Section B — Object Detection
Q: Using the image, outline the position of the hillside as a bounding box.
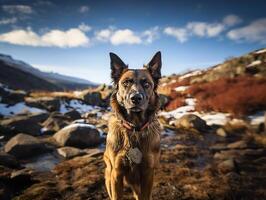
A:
[0,54,96,91]
[159,48,266,117]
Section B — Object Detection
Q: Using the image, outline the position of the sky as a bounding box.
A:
[0,0,266,84]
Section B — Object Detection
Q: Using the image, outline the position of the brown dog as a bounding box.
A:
[104,52,162,200]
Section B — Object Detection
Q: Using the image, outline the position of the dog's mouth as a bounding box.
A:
[129,107,143,112]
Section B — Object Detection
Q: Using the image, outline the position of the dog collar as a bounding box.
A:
[122,120,149,132]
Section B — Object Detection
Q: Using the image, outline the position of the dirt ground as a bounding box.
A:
[3,126,264,200]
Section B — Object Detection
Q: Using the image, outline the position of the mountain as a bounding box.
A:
[0,54,97,91]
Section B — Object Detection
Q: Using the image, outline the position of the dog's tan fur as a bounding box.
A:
[104,52,162,200]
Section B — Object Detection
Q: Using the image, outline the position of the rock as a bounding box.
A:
[25,97,60,112]
[0,89,26,105]
[4,133,50,159]
[174,114,208,132]
[57,147,86,159]
[0,124,15,141]
[216,128,227,137]
[53,123,101,148]
[0,113,49,135]
[81,91,103,106]
[64,109,81,120]
[42,112,72,133]
[227,140,248,149]
[158,94,169,109]
[0,152,20,168]
[83,148,104,157]
[218,159,236,173]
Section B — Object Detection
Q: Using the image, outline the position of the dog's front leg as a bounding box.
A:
[110,154,125,200]
[104,154,112,198]
[110,168,123,200]
[140,167,154,200]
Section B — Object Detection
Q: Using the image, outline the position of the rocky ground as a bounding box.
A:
[0,85,265,200]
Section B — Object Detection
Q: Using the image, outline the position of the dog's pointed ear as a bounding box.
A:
[110,52,128,83]
[146,51,162,83]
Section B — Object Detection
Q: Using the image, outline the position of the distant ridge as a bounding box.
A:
[0,54,97,91]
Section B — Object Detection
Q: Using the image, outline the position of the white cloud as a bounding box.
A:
[227,18,266,44]
[78,23,91,32]
[223,14,242,26]
[95,28,113,42]
[79,5,89,13]
[110,29,142,45]
[164,27,188,43]
[2,5,33,14]
[164,14,242,42]
[142,26,159,44]
[95,28,142,45]
[187,22,225,37]
[0,17,17,25]
[0,27,90,48]
[41,28,89,47]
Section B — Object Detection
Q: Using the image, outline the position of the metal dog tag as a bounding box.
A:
[127,147,142,164]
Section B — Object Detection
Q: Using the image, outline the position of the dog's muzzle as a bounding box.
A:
[129,92,144,105]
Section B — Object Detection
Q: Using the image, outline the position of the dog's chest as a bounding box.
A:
[122,130,149,166]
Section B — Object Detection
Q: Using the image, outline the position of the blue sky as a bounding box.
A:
[0,0,266,84]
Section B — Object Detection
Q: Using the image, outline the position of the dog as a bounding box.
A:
[104,52,162,200]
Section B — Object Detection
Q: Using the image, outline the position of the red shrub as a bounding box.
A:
[165,97,186,111]
[187,76,266,116]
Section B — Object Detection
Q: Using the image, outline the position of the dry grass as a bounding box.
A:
[30,91,78,99]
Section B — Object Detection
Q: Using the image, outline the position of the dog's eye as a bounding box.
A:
[142,80,150,88]
[122,79,133,87]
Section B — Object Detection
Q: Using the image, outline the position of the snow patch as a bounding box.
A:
[175,86,189,92]
[247,60,262,68]
[255,49,266,54]
[198,112,230,126]
[179,70,203,80]
[159,98,230,125]
[248,112,265,125]
[60,99,97,114]
[0,102,46,116]
[185,98,196,106]
[63,123,97,130]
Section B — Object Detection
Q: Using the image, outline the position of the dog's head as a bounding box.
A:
[110,52,161,114]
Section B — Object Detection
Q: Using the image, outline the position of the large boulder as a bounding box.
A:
[0,87,26,105]
[0,113,49,135]
[64,109,81,120]
[174,114,208,132]
[0,152,20,168]
[42,112,72,133]
[25,97,60,112]
[4,133,50,159]
[53,123,101,148]
[81,91,103,106]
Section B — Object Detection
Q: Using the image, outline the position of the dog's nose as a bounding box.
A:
[130,93,143,105]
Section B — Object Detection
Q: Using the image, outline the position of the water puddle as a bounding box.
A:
[22,152,61,172]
